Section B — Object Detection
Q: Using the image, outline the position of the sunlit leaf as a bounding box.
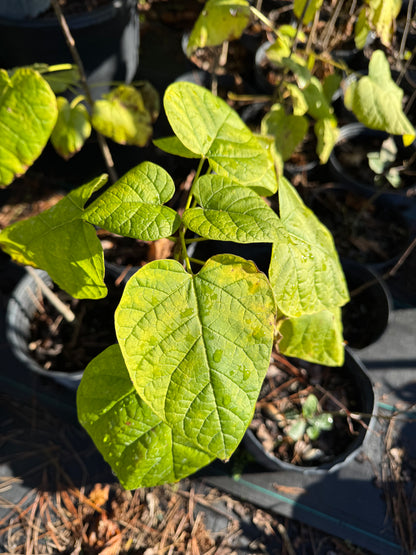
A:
[77,345,214,489]
[163,81,277,195]
[51,96,91,159]
[0,176,108,299]
[183,174,282,242]
[186,0,250,56]
[0,68,57,187]
[83,162,181,241]
[115,255,276,459]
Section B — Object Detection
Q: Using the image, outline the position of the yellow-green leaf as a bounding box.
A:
[51,96,91,159]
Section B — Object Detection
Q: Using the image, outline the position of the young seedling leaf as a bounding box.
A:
[278,307,344,366]
[83,162,181,240]
[344,50,415,139]
[287,419,306,441]
[50,96,91,159]
[0,176,108,299]
[270,178,349,318]
[77,345,214,489]
[0,68,57,187]
[115,255,275,459]
[92,85,153,147]
[186,0,250,56]
[183,175,282,243]
[164,81,277,195]
[302,77,334,121]
[261,104,308,162]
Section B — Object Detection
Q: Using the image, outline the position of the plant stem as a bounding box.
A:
[25,266,76,323]
[399,0,415,60]
[49,0,118,184]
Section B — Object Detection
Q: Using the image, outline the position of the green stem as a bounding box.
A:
[70,95,86,109]
[189,257,206,266]
[250,6,277,35]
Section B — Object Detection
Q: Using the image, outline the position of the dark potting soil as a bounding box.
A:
[29,278,123,374]
[333,135,416,192]
[304,187,410,265]
[249,351,367,467]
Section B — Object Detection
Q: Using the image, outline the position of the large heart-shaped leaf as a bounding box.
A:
[0,176,108,299]
[0,68,57,187]
[183,175,282,243]
[278,308,344,366]
[116,255,275,459]
[270,177,349,317]
[83,162,181,241]
[163,81,277,195]
[344,50,415,142]
[50,96,91,159]
[186,0,250,56]
[77,345,214,489]
[92,85,153,147]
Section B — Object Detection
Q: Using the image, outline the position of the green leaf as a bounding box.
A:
[92,85,153,147]
[0,67,57,187]
[261,104,308,162]
[183,175,281,243]
[50,96,91,159]
[314,117,339,164]
[77,345,214,489]
[270,177,349,318]
[355,8,372,49]
[302,77,334,121]
[293,0,323,24]
[186,0,250,56]
[163,81,278,195]
[285,83,308,116]
[278,308,345,366]
[153,136,200,159]
[302,394,319,419]
[115,255,276,459]
[83,162,181,241]
[40,65,81,94]
[344,50,415,139]
[309,412,333,431]
[0,176,108,299]
[322,73,342,104]
[287,419,306,441]
[366,0,401,46]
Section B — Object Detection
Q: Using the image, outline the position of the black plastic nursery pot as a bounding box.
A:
[341,258,392,349]
[329,123,416,197]
[5,264,127,390]
[0,0,139,98]
[243,347,376,474]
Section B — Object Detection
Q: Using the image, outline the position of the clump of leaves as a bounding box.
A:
[0,81,349,489]
[0,65,159,186]
[287,394,333,441]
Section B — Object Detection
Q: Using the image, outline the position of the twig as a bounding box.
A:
[49,0,118,183]
[25,266,76,323]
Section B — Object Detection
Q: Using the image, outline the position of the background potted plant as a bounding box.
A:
[0,80,351,489]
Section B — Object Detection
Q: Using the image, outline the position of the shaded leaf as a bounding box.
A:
[153,136,200,159]
[115,255,275,459]
[51,96,91,159]
[278,307,345,366]
[83,162,181,241]
[261,104,308,162]
[187,0,250,56]
[183,175,282,242]
[270,177,349,318]
[0,68,57,187]
[92,85,153,146]
[0,176,108,299]
[77,345,214,489]
[163,81,277,195]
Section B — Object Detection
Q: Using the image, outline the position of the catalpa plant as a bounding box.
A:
[0,82,349,488]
